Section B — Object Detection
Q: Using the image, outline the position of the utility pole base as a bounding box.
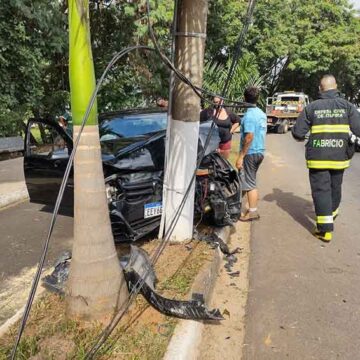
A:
[164,119,200,242]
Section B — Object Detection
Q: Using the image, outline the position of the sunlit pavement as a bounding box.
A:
[243,132,360,360]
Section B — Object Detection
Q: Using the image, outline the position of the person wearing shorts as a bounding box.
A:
[236,86,267,221]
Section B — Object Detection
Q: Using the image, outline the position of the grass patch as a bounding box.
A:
[0,240,213,360]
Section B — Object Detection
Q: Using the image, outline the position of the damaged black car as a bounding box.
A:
[24,109,241,241]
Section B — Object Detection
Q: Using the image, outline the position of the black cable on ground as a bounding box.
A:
[84,0,258,358]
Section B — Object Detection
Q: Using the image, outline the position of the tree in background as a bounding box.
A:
[204,53,264,104]
[66,0,128,320]
[206,0,360,103]
[0,0,67,137]
[249,0,360,101]
[89,0,174,110]
[1,0,360,139]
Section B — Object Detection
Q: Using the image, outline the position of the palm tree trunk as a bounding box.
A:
[66,0,128,321]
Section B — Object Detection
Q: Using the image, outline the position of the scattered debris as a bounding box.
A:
[42,246,224,322]
[224,253,238,272]
[42,251,71,294]
[223,248,242,275]
[195,231,231,255]
[223,308,230,318]
[228,271,240,278]
[123,246,224,321]
[185,244,193,251]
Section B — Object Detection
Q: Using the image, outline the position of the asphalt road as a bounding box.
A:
[0,202,73,279]
[243,132,360,360]
[0,199,73,326]
[0,157,24,184]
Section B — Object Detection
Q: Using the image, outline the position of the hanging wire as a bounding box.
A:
[10,0,258,358]
[84,0,258,357]
[10,45,153,360]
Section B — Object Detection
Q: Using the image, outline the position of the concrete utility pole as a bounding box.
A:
[163,0,209,242]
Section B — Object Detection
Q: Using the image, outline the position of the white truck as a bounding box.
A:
[266,91,310,134]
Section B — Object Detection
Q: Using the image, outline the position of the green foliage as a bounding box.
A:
[204,53,263,102]
[90,0,174,111]
[206,0,248,64]
[1,0,360,136]
[248,0,360,101]
[207,0,360,103]
[0,0,67,136]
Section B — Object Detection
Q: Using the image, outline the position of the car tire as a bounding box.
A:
[277,120,289,134]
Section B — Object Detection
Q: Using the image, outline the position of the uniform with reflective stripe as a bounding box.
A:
[307,160,350,170]
[311,124,350,134]
[292,89,360,234]
[316,215,333,224]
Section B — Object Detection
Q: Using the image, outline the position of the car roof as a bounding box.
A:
[99,108,167,121]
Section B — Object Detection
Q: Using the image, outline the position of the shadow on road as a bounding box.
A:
[263,188,315,233]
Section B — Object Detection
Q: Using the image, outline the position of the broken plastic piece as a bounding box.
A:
[196,231,231,255]
[124,270,223,321]
[43,246,224,321]
[123,245,224,321]
[42,251,71,294]
[122,245,157,290]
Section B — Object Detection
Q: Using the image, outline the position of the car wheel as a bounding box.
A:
[277,120,289,134]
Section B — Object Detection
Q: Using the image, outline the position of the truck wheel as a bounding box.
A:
[277,120,289,134]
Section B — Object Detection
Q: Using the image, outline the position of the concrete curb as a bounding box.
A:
[0,284,45,338]
[0,188,29,210]
[163,225,233,360]
[0,306,26,338]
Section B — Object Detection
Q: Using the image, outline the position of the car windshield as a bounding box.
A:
[99,112,167,140]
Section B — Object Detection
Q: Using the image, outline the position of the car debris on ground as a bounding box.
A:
[43,246,224,321]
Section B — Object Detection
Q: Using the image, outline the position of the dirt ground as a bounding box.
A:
[198,221,251,360]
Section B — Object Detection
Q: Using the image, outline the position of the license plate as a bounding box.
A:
[144,202,162,219]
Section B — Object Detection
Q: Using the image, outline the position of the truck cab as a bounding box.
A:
[266,92,310,134]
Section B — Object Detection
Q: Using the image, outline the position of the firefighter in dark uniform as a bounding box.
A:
[292,75,360,242]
